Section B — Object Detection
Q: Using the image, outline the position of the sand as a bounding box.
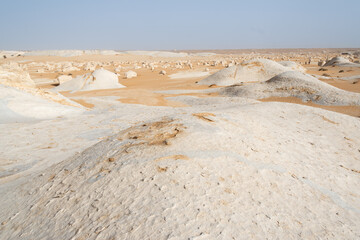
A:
[307,66,360,93]
[260,96,360,117]
[2,48,359,115]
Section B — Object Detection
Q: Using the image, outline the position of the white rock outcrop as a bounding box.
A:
[324,56,358,67]
[54,69,125,92]
[219,71,360,105]
[124,70,137,79]
[199,59,307,86]
[57,75,73,84]
[0,64,36,88]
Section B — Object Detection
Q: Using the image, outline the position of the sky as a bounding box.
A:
[0,0,359,50]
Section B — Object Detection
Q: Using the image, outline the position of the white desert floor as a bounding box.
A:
[0,49,359,239]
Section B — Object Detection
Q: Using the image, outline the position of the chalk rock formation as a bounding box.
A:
[219,71,360,105]
[124,70,137,79]
[0,63,36,88]
[199,59,306,86]
[54,69,125,92]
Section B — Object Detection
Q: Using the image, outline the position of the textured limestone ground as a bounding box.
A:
[0,100,359,239]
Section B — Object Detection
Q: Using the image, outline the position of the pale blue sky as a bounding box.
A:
[0,0,359,50]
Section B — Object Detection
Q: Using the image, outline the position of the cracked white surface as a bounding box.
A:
[0,97,359,239]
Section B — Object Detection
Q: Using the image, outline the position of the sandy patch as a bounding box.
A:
[169,71,210,79]
[306,66,360,93]
[192,112,216,122]
[71,98,94,108]
[260,96,360,117]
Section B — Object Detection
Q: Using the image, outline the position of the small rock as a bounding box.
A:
[124,70,137,79]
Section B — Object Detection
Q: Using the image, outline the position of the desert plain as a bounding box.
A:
[0,48,359,239]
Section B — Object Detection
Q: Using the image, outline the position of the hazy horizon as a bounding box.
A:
[1,0,359,50]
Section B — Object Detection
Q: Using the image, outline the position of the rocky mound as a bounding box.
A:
[0,85,83,123]
[0,63,82,112]
[278,61,306,72]
[124,70,137,79]
[198,59,305,86]
[54,69,125,92]
[1,103,359,239]
[219,71,360,105]
[324,56,357,67]
[0,63,35,88]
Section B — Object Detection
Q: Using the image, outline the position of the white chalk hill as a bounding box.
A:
[198,59,306,86]
[1,102,359,239]
[324,56,359,67]
[219,71,360,105]
[0,85,83,123]
[54,69,125,92]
